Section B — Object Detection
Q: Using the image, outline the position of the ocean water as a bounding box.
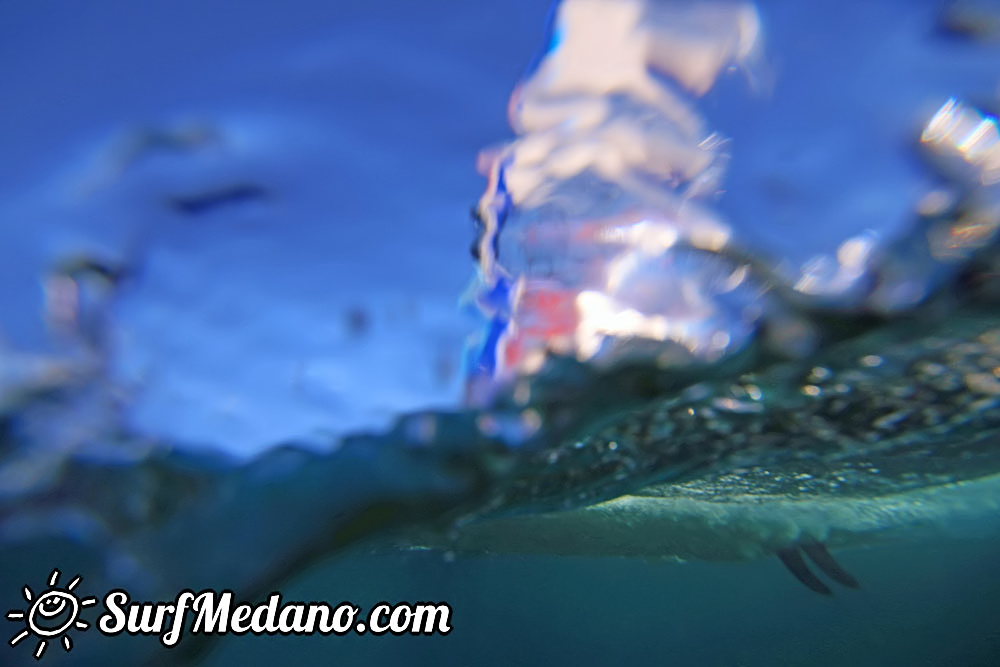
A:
[2,1,1000,665]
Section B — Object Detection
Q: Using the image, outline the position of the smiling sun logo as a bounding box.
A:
[7,569,97,660]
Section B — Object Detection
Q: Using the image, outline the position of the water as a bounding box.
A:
[2,1,1000,665]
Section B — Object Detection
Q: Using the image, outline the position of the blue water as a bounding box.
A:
[2,1,1000,665]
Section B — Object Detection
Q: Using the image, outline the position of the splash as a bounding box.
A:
[468,0,765,392]
[466,0,1000,406]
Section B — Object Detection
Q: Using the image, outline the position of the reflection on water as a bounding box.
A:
[2,0,1000,664]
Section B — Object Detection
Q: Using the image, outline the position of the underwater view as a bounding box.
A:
[3,0,1000,665]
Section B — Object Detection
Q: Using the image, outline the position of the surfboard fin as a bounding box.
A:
[777,542,860,595]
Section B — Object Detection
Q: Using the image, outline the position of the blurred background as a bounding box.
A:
[1,0,551,456]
